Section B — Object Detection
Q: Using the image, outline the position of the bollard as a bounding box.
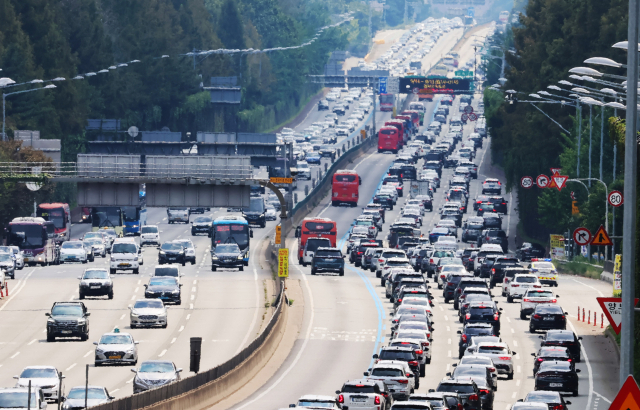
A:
[304,185,309,196]
[5,282,7,297]
[312,178,316,189]
[0,286,3,298]
[342,144,346,152]
[587,310,590,324]
[324,163,328,172]
[601,314,604,328]
[594,312,597,327]
[582,308,585,322]
[294,193,298,204]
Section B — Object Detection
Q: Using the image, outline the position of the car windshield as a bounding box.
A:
[316,250,342,258]
[62,242,83,249]
[371,368,404,377]
[0,392,38,408]
[99,335,132,344]
[396,332,425,340]
[526,392,560,402]
[149,278,178,286]
[51,305,83,317]
[297,401,334,408]
[20,368,57,378]
[83,270,108,279]
[536,305,563,314]
[0,254,12,262]
[454,367,487,377]
[437,384,475,393]
[547,332,575,341]
[112,243,137,254]
[161,243,182,251]
[141,226,158,233]
[539,361,572,371]
[215,244,240,253]
[176,241,193,250]
[67,388,107,400]
[527,290,554,298]
[134,300,163,309]
[139,362,174,373]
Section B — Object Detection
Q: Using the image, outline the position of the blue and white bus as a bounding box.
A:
[211,216,252,265]
[122,206,147,236]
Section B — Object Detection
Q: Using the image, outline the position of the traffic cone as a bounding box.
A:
[5,282,8,297]
[601,314,604,328]
[587,310,590,324]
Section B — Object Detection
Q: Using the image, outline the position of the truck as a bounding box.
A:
[409,180,433,198]
[167,207,189,224]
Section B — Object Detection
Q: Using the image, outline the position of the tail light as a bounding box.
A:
[561,315,566,319]
[416,349,423,354]
[491,268,496,275]
[457,288,462,293]
[461,334,467,342]
[338,395,344,403]
[533,314,541,319]
[409,361,419,366]
[447,282,454,286]
[374,396,381,405]
[398,299,402,302]
[499,356,511,360]
[488,367,495,372]
[534,285,542,288]
[398,379,409,384]
[465,313,470,320]
[430,258,434,264]
[479,389,491,395]
[469,394,479,401]
[511,284,519,287]
[551,299,557,303]
[494,313,499,320]
[567,358,572,362]
[379,259,384,262]
[422,341,430,347]
[537,358,543,362]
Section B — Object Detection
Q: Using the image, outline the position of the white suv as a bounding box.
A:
[296,161,311,180]
[506,274,541,303]
[140,225,160,246]
[519,288,557,319]
[110,238,143,274]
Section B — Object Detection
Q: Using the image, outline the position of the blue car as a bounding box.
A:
[311,247,345,276]
[428,227,450,243]
[305,152,322,164]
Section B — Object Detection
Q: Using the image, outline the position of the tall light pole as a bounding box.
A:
[2,85,56,141]
[621,0,639,385]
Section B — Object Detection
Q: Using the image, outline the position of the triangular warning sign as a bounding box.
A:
[552,175,568,191]
[597,297,639,335]
[548,177,558,189]
[591,225,612,246]
[608,375,640,410]
[550,168,562,176]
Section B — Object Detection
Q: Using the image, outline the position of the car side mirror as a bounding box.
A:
[556,295,560,298]
[499,308,503,311]
[335,390,341,395]
[576,369,581,373]
[86,313,91,317]
[176,368,183,373]
[77,276,82,280]
[517,399,523,402]
[289,405,296,408]
[446,372,451,376]
[134,341,140,344]
[564,312,568,315]
[372,354,379,359]
[93,342,98,346]
[250,230,254,238]
[565,401,572,405]
[45,313,50,317]
[108,396,115,400]
[531,353,536,357]
[363,372,369,376]
[511,351,516,355]
[144,284,148,288]
[457,330,461,334]
[539,336,543,339]
[428,389,435,393]
[578,336,583,340]
[13,376,18,379]
[130,369,137,373]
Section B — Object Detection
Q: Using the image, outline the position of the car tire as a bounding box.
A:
[191,261,196,265]
[47,332,54,342]
[239,265,244,271]
[82,259,87,264]
[459,315,463,323]
[162,323,167,329]
[425,356,431,364]
[181,260,186,266]
[572,390,578,397]
[81,334,88,342]
[110,268,116,275]
[529,325,536,333]
[376,271,381,278]
[177,299,181,305]
[507,372,514,380]
[520,311,526,320]
[444,297,449,303]
[131,324,137,329]
[507,295,513,303]
[108,291,114,300]
[420,364,426,377]
[79,292,85,300]
[211,266,216,271]
[133,268,139,274]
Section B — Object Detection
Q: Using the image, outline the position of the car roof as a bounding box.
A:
[297,395,336,401]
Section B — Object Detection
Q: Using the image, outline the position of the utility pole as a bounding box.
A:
[576,101,582,177]
[600,103,605,182]
[588,104,593,186]
[620,0,639,386]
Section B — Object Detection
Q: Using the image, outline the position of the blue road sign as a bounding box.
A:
[379,77,387,94]
[467,7,475,17]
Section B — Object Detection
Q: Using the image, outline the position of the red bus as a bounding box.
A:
[37,203,71,243]
[331,170,360,207]
[418,90,435,101]
[378,126,402,153]
[401,110,421,129]
[294,217,337,262]
[385,120,407,145]
[396,115,415,136]
[379,93,394,112]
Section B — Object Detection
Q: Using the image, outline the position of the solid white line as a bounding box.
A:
[571,278,605,297]
[235,269,261,354]
[234,264,315,410]
[66,363,76,371]
[27,339,37,346]
[354,151,377,170]
[158,349,167,357]
[84,350,92,358]
[567,318,593,410]
[171,338,176,344]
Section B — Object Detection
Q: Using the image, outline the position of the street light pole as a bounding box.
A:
[588,104,593,186]
[620,0,639,386]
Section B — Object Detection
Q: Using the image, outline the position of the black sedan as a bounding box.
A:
[144,276,182,305]
[516,242,547,261]
[457,322,495,357]
[373,194,394,210]
[488,196,508,214]
[482,214,502,229]
[158,242,186,265]
[522,390,572,409]
[476,202,496,216]
[530,304,567,333]
[434,380,481,410]
[532,346,573,376]
[534,361,580,396]
[539,330,583,362]
[211,243,244,271]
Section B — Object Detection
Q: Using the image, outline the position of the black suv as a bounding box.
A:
[453,277,489,309]
[211,243,244,271]
[443,273,473,303]
[490,257,520,287]
[433,380,481,410]
[318,99,329,110]
[540,330,583,362]
[463,301,502,335]
[158,242,186,265]
[532,346,573,376]
[516,242,546,261]
[457,322,495,357]
[46,302,90,342]
[488,196,508,214]
[478,229,508,253]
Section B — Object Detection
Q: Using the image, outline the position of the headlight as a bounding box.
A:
[237,255,243,260]
[78,319,86,325]
[131,312,139,318]
[96,348,105,354]
[134,257,138,261]
[47,318,55,323]
[212,256,218,260]
[159,251,166,255]
[172,290,180,294]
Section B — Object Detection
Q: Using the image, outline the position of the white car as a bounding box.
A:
[398,297,433,316]
[380,258,413,283]
[110,238,142,274]
[265,207,277,221]
[130,299,167,328]
[457,355,498,386]
[291,395,341,409]
[59,241,88,264]
[140,225,160,246]
[84,238,107,258]
[14,366,64,402]
[520,288,558,319]
[365,362,414,401]
[94,331,139,366]
[473,342,516,379]
[506,274,542,303]
[8,246,24,270]
[528,259,559,286]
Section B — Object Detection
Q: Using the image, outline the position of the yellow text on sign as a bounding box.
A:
[275,225,282,245]
[278,248,289,278]
[270,177,293,184]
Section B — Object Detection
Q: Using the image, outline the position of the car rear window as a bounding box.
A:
[379,350,416,361]
[342,385,376,394]
[547,332,575,341]
[437,384,475,393]
[536,305,563,314]
[371,368,404,377]
[477,346,507,354]
[316,250,342,258]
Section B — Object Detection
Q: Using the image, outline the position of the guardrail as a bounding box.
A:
[88,283,284,410]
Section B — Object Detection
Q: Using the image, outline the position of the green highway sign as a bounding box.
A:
[455,70,473,78]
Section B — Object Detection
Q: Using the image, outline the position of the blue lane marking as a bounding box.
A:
[348,265,386,368]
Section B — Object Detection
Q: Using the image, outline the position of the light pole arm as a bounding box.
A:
[529,103,572,135]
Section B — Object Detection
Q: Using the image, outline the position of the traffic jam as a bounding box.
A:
[287,39,586,410]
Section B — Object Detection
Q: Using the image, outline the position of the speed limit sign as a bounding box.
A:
[608,190,623,207]
[520,176,533,189]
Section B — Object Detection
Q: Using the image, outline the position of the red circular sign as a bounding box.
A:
[573,227,592,246]
[464,104,474,114]
[469,113,478,121]
[608,190,624,207]
[461,113,469,122]
[521,176,533,189]
[536,174,550,188]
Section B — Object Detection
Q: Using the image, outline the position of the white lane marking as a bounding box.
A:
[186,314,191,320]
[134,287,139,293]
[516,379,520,386]
[69,295,75,301]
[84,350,92,358]
[178,326,184,332]
[567,318,593,410]
[517,366,521,373]
[233,264,315,410]
[171,338,176,344]
[448,338,451,345]
[439,306,444,311]
[137,280,141,285]
[593,392,611,403]
[190,304,194,310]
[190,294,195,301]
[27,339,37,346]
[120,314,125,320]
[444,315,449,321]
[66,363,76,371]
[111,389,119,394]
[235,269,261,354]
[191,287,196,292]
[513,341,518,347]
[10,352,20,359]
[506,317,511,323]
[193,280,197,285]
[512,392,517,399]
[571,278,605,297]
[446,364,450,371]
[446,326,450,332]
[0,269,37,311]
[158,349,167,357]
[511,328,515,333]
[354,151,377,169]
[448,350,452,357]
[126,378,134,384]
[317,202,332,218]
[131,295,136,300]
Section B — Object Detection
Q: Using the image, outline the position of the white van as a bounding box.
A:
[140,225,160,246]
[110,238,143,274]
[301,237,332,266]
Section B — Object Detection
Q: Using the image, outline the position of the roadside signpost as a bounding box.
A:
[463,104,474,114]
[573,227,592,246]
[520,176,533,189]
[608,190,624,207]
[379,77,387,94]
[461,113,469,122]
[536,174,550,188]
[468,113,478,121]
[278,248,289,278]
[608,375,640,410]
[551,174,568,191]
[591,225,612,246]
[597,297,639,334]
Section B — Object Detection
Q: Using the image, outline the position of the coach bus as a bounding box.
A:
[331,170,361,207]
[295,217,337,264]
[211,216,252,265]
[378,126,402,153]
[6,217,59,266]
[122,206,147,236]
[379,93,394,112]
[36,203,71,243]
[408,102,426,125]
[91,207,124,237]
